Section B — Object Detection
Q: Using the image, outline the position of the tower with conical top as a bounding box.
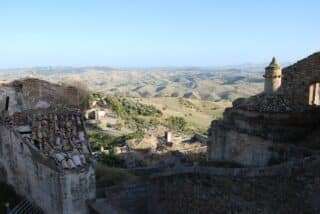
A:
[263,57,282,94]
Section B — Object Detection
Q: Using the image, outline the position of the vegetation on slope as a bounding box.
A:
[91,93,190,132]
[130,97,229,134]
[88,130,143,152]
[88,130,144,168]
[103,94,162,118]
[99,152,126,168]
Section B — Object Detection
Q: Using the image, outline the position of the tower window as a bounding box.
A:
[309,83,320,105]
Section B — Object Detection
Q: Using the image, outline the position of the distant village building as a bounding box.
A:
[165,131,172,143]
[87,109,106,120]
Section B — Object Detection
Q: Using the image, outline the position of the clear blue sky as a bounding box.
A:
[0,0,319,68]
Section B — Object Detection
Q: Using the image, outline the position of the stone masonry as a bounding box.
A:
[264,57,282,94]
[208,52,320,166]
[0,78,95,214]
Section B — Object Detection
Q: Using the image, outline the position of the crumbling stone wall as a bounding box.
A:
[0,125,95,214]
[63,86,80,107]
[281,52,320,106]
[207,52,320,166]
[0,126,62,212]
[60,168,96,214]
[208,105,320,166]
[0,164,8,183]
[0,87,23,116]
[6,78,87,111]
[0,79,96,214]
[151,166,320,214]
[91,156,320,213]
[208,125,274,166]
[150,156,320,213]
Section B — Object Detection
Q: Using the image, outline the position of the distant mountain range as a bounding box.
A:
[0,66,265,102]
[0,61,293,74]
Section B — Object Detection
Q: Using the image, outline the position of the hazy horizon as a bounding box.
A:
[0,61,292,71]
[1,0,319,68]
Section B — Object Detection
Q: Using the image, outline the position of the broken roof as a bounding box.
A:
[6,108,93,171]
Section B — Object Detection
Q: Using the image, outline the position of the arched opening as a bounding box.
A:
[309,82,320,105]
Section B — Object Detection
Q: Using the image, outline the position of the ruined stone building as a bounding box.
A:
[208,52,320,166]
[0,79,95,214]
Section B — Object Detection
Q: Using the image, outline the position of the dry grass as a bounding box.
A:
[130,97,231,133]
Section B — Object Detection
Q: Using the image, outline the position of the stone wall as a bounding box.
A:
[3,78,86,112]
[264,58,282,94]
[208,126,274,166]
[150,164,320,214]
[0,87,23,116]
[281,52,320,106]
[207,105,320,166]
[207,52,320,166]
[104,183,151,213]
[265,75,282,94]
[0,125,95,214]
[0,126,62,212]
[0,83,56,116]
[60,167,96,214]
[0,79,96,213]
[91,156,320,213]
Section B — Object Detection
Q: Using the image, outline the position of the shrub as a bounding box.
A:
[165,116,187,131]
[104,96,162,118]
[88,130,118,151]
[88,130,144,152]
[95,164,138,187]
[100,152,126,168]
[92,92,104,99]
[125,131,144,141]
